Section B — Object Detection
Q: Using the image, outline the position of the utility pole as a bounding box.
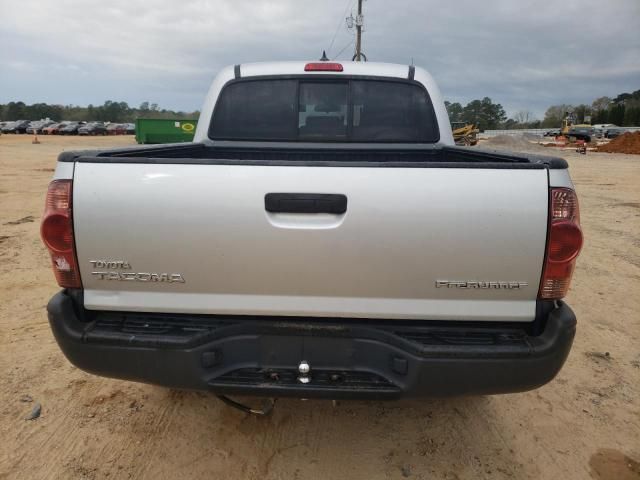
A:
[354,0,363,61]
[346,0,366,61]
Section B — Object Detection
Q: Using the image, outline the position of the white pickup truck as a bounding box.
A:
[42,61,582,400]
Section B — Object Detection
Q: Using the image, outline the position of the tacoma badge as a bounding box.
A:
[90,260,185,283]
[436,280,528,289]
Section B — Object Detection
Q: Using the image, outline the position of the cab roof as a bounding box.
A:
[237,61,415,80]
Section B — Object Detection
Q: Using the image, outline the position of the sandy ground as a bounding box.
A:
[0,134,639,480]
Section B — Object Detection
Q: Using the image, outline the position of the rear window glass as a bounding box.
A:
[211,80,297,140]
[298,83,348,140]
[351,81,435,142]
[210,78,438,142]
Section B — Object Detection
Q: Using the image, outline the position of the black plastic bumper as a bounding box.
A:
[47,291,576,399]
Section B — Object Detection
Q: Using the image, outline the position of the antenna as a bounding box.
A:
[319,50,329,61]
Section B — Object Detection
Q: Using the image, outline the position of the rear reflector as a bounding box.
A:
[41,180,81,288]
[539,188,583,299]
[304,62,343,72]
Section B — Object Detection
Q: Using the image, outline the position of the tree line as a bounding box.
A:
[540,90,640,128]
[0,101,199,123]
[2,89,638,130]
[445,98,507,131]
[446,88,639,131]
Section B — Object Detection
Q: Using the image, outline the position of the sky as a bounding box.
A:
[1,0,639,119]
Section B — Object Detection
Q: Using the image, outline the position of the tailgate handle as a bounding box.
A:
[265,193,347,214]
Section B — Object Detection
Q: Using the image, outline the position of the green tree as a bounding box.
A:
[482,97,507,129]
[572,104,591,124]
[444,101,464,123]
[623,107,637,126]
[98,101,131,122]
[460,97,506,130]
[5,101,27,120]
[502,118,518,130]
[614,93,632,104]
[609,104,626,126]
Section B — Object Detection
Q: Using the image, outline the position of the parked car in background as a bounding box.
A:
[568,126,596,142]
[59,122,84,135]
[26,121,43,134]
[106,123,126,135]
[78,122,107,136]
[45,122,71,135]
[544,129,561,137]
[2,121,16,133]
[605,128,626,139]
[2,120,31,134]
[125,123,135,135]
[42,120,57,131]
[15,120,33,134]
[47,121,72,135]
[26,120,56,134]
[43,122,64,135]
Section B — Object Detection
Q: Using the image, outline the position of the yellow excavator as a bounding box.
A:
[560,112,576,136]
[451,122,479,146]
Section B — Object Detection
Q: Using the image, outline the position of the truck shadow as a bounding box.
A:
[140,388,522,479]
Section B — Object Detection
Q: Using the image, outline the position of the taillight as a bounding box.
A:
[539,188,583,299]
[304,62,343,72]
[41,180,81,288]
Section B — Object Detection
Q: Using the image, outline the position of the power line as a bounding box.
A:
[327,0,356,57]
[332,37,355,61]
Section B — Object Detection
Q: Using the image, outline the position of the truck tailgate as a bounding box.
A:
[73,163,548,321]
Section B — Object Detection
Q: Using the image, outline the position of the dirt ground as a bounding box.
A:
[1,135,639,480]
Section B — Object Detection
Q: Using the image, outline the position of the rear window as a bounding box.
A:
[298,82,348,140]
[210,78,439,143]
[211,79,297,140]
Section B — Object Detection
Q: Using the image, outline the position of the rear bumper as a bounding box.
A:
[48,291,576,399]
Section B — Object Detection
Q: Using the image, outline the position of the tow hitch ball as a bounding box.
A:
[298,360,311,384]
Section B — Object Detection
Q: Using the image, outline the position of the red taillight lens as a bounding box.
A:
[41,214,73,252]
[539,188,582,299]
[304,62,343,72]
[40,180,81,288]
[547,221,583,263]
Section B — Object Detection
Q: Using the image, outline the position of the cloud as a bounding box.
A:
[1,0,639,118]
